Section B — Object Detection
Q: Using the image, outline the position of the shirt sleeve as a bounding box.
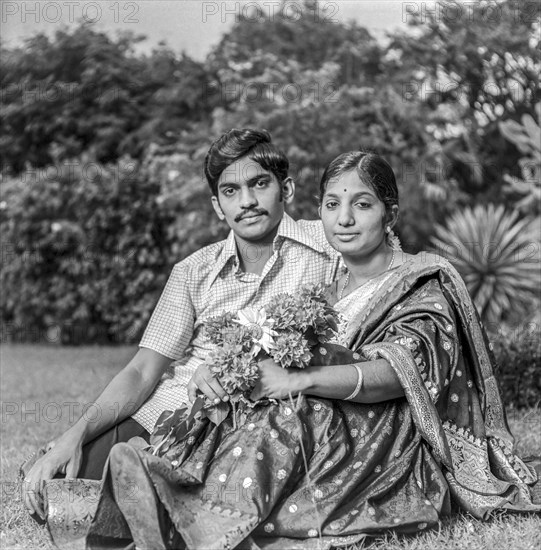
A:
[139,262,195,360]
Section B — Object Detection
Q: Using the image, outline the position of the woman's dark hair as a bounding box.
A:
[204,128,289,196]
[319,151,399,213]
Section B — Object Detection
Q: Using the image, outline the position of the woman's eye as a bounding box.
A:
[325,202,338,209]
[356,202,371,208]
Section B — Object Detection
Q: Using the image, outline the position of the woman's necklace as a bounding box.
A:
[339,248,396,301]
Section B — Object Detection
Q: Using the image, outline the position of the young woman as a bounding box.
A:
[54,152,541,549]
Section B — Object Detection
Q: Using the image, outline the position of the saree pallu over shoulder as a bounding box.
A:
[362,342,453,470]
[348,253,540,518]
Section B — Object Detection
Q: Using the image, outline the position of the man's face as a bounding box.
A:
[212,155,294,243]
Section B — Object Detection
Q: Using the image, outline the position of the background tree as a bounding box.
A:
[0,25,217,173]
[387,0,540,205]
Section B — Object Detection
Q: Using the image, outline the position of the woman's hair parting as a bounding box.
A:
[204,128,289,196]
[319,151,399,213]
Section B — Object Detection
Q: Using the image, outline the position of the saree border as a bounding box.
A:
[362,342,453,470]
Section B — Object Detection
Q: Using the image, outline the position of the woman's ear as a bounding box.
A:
[211,195,225,221]
[281,177,295,204]
[386,205,399,229]
[317,204,322,217]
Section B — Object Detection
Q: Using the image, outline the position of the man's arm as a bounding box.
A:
[23,347,171,518]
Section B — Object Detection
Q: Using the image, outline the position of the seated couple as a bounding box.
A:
[24,129,540,549]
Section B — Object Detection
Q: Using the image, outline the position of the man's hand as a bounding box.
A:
[23,433,83,519]
[187,363,229,404]
[250,357,307,401]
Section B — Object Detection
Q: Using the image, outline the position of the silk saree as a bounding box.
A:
[47,254,540,549]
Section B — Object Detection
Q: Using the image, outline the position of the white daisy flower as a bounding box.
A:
[235,307,277,354]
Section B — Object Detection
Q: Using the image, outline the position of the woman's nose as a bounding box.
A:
[337,205,354,226]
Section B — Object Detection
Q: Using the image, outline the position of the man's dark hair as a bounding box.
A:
[204,128,289,196]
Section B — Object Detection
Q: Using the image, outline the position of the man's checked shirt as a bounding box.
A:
[132,214,342,431]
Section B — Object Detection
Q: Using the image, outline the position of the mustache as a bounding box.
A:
[235,209,269,223]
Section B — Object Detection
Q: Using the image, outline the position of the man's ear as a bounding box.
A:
[211,195,225,221]
[282,177,295,205]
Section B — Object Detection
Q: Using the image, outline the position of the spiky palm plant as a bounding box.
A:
[431,204,540,324]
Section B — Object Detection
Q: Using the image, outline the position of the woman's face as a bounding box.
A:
[320,170,388,259]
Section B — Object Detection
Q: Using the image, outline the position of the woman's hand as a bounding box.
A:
[250,357,309,401]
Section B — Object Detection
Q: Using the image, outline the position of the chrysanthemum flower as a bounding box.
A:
[270,330,312,369]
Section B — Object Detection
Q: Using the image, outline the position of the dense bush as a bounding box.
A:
[492,325,541,409]
[0,137,232,344]
[0,155,176,344]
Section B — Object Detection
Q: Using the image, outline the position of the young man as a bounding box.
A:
[24,128,341,519]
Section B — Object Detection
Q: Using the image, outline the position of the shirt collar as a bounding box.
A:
[275,213,327,254]
[206,213,327,289]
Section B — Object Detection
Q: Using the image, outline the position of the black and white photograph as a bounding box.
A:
[1,1,540,548]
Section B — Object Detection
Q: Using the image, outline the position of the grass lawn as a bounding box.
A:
[1,344,540,550]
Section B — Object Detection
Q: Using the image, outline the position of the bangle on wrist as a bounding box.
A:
[344,364,363,401]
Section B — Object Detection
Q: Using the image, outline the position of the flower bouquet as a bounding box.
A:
[149,284,358,457]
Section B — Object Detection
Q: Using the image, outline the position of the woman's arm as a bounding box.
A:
[251,357,404,403]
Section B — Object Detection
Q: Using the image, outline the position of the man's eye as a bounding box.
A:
[255,180,268,188]
[222,188,235,196]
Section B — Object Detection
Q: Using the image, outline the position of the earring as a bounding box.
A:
[385,226,391,233]
[386,228,402,251]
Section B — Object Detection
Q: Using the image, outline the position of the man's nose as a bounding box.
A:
[240,187,258,208]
